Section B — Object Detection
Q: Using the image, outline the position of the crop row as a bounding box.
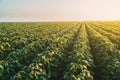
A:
[86,24,120,80]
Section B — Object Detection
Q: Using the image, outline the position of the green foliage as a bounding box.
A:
[1,22,120,80]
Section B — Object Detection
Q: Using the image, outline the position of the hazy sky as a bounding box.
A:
[0,0,120,21]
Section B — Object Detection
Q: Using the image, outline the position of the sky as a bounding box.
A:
[0,0,120,21]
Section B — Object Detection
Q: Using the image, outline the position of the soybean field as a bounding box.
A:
[0,22,120,80]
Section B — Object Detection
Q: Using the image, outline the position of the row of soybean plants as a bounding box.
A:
[62,24,94,80]
[99,22,120,34]
[0,22,67,60]
[11,24,80,80]
[89,23,120,53]
[91,22,120,36]
[85,24,120,80]
[0,23,78,79]
[110,22,120,32]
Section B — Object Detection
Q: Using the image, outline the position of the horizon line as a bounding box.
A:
[0,20,120,22]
